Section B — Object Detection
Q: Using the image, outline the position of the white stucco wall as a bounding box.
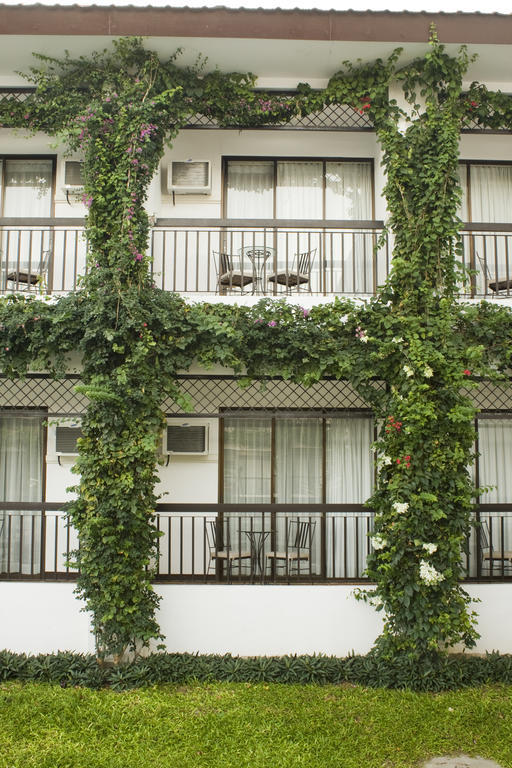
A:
[1,581,511,657]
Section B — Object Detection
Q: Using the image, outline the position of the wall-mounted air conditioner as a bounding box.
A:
[163,421,209,455]
[62,161,84,196]
[55,420,83,457]
[167,160,211,194]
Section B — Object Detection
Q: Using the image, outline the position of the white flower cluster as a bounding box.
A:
[403,364,414,377]
[422,542,437,555]
[393,501,409,514]
[424,365,434,378]
[377,454,392,469]
[419,560,444,586]
[371,533,387,550]
[392,336,404,344]
[368,594,384,609]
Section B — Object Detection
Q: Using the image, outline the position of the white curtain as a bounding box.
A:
[276,162,323,220]
[478,419,512,504]
[275,418,322,503]
[325,162,372,220]
[467,165,512,289]
[0,412,43,574]
[470,165,512,223]
[2,159,53,283]
[325,162,373,294]
[325,417,374,578]
[223,417,271,503]
[3,159,52,217]
[478,418,512,556]
[226,161,273,219]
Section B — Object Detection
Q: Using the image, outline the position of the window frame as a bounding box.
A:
[0,155,57,218]
[222,156,375,222]
[219,409,375,505]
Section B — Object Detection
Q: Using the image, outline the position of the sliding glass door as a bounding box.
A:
[222,413,374,577]
[0,412,44,574]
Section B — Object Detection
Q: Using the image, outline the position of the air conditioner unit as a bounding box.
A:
[164,422,209,455]
[56,422,83,456]
[167,160,211,194]
[62,160,84,194]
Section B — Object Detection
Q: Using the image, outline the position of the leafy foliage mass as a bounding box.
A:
[2,649,512,692]
[2,33,512,668]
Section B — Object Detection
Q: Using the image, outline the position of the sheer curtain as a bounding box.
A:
[325,162,373,294]
[274,418,322,574]
[274,418,322,503]
[325,417,374,578]
[478,419,512,504]
[468,165,512,289]
[2,159,53,281]
[0,412,43,574]
[478,419,512,555]
[225,161,274,273]
[2,159,53,217]
[223,417,271,503]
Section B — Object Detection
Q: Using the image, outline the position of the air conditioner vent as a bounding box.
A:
[167,160,211,194]
[56,426,82,455]
[64,161,84,186]
[166,424,208,455]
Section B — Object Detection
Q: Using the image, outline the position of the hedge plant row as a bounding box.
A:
[2,649,512,692]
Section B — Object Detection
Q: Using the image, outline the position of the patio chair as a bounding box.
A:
[206,519,252,578]
[265,519,316,576]
[267,248,316,292]
[214,251,253,293]
[480,520,512,573]
[5,249,51,291]
[475,252,512,296]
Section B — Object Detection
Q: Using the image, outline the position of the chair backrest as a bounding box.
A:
[480,520,490,550]
[218,252,235,274]
[296,248,316,276]
[289,519,316,550]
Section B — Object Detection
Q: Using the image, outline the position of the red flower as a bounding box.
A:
[396,459,401,464]
[463,369,471,376]
[471,101,478,107]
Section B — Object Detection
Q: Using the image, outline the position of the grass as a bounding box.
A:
[1,681,512,768]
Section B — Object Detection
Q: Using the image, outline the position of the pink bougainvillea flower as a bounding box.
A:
[268,320,277,327]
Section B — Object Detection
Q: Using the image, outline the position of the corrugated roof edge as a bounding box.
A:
[0,3,510,15]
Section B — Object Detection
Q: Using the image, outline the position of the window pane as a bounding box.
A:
[275,418,322,503]
[226,161,274,219]
[3,159,53,217]
[223,417,271,503]
[326,417,374,503]
[325,162,372,219]
[276,161,323,219]
[478,419,512,503]
[470,164,512,223]
[0,412,44,575]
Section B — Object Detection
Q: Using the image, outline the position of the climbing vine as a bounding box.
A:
[2,32,512,663]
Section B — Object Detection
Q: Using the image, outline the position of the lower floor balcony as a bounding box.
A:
[1,220,512,298]
[1,502,511,584]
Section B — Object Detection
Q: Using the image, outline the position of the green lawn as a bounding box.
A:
[1,681,512,768]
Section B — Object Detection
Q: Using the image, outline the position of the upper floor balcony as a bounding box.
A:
[0,217,512,299]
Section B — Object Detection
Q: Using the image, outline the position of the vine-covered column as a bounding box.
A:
[346,35,484,657]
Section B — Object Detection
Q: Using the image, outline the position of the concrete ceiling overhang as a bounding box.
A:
[1,6,511,87]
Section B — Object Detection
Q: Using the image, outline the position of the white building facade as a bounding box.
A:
[1,5,512,656]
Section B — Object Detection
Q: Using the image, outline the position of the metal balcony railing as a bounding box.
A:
[1,502,511,584]
[1,219,511,298]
